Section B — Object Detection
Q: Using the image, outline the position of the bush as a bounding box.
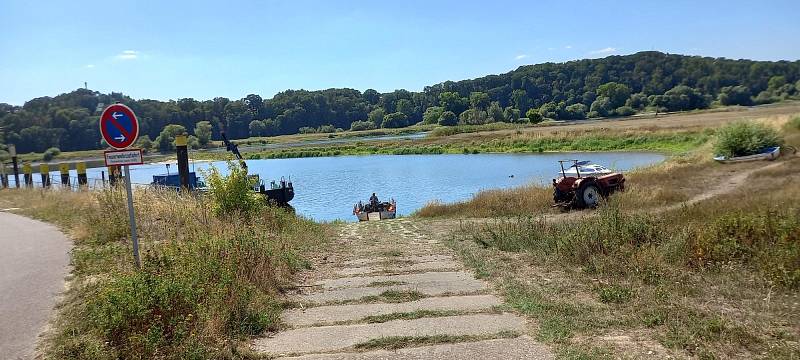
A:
[382,112,409,128]
[526,109,543,124]
[43,147,61,161]
[350,120,376,131]
[438,111,458,126]
[203,162,264,216]
[614,106,636,117]
[713,121,783,157]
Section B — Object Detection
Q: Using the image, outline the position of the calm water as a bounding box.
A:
[25,152,664,222]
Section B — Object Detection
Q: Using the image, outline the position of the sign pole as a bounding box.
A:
[123,165,141,268]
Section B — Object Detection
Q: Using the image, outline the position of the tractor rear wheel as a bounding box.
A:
[575,182,601,208]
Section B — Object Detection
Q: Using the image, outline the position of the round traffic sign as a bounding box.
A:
[100,104,139,149]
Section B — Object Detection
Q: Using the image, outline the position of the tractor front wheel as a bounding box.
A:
[575,183,601,208]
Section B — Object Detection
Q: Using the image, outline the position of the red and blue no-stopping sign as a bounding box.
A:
[100,104,139,149]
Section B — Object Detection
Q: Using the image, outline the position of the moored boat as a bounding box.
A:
[353,197,396,221]
[713,146,781,163]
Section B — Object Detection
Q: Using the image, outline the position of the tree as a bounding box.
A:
[590,97,613,117]
[136,135,153,152]
[396,99,415,117]
[155,124,187,152]
[487,102,504,122]
[526,108,543,124]
[439,92,468,114]
[503,107,520,122]
[458,109,488,125]
[538,102,560,119]
[718,86,752,106]
[469,92,490,110]
[42,147,61,161]
[596,82,631,108]
[249,120,266,137]
[510,89,532,113]
[367,108,385,126]
[438,111,458,126]
[362,89,380,104]
[350,120,376,131]
[382,112,409,128]
[563,103,587,120]
[615,106,636,116]
[194,121,213,147]
[422,106,444,124]
[662,85,709,111]
[626,93,648,110]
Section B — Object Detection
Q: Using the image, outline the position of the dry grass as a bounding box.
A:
[442,119,800,358]
[0,184,328,360]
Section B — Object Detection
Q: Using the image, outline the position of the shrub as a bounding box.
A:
[350,120,376,131]
[202,162,264,216]
[614,106,636,117]
[438,111,458,126]
[526,109,543,124]
[43,147,61,161]
[713,121,783,157]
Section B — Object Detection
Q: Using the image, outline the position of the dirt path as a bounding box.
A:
[253,219,553,359]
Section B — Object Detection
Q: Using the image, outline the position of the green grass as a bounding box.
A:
[361,310,465,324]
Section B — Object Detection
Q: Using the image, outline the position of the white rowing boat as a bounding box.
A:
[713,146,781,163]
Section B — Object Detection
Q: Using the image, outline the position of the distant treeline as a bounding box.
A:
[2,51,800,154]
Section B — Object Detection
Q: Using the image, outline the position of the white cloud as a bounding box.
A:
[85,64,95,68]
[514,54,528,60]
[565,45,573,49]
[589,47,617,55]
[114,50,139,60]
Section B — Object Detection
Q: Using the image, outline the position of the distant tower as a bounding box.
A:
[84,82,88,89]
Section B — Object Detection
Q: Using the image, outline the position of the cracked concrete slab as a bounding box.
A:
[316,271,477,290]
[298,280,487,304]
[254,314,526,356]
[277,335,554,360]
[284,295,502,327]
[343,255,452,267]
[335,260,462,276]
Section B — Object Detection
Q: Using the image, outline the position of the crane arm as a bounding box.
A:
[219,131,248,171]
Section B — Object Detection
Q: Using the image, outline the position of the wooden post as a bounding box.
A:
[77,162,88,186]
[59,163,70,187]
[22,163,32,187]
[39,164,51,188]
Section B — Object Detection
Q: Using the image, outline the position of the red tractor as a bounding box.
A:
[552,160,625,209]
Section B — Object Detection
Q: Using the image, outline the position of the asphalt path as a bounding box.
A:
[0,211,71,360]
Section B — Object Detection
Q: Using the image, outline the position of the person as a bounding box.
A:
[369,193,379,208]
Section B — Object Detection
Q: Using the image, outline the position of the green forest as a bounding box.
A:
[2,51,800,154]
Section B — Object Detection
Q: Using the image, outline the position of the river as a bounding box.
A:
[19,152,664,222]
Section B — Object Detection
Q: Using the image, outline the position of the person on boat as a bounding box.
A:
[369,193,379,210]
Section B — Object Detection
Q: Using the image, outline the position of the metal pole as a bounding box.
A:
[123,165,141,268]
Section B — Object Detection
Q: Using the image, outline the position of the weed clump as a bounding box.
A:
[713,121,783,157]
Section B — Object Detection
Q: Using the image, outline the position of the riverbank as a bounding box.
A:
[9,101,800,165]
[415,114,800,357]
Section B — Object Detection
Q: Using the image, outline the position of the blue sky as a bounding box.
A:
[2,0,799,105]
